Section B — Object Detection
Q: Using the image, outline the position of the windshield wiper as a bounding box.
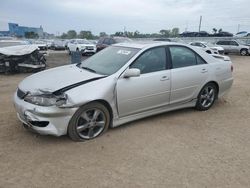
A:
[82,66,96,73]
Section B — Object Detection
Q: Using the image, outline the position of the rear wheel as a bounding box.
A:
[68,102,110,141]
[196,83,217,111]
[240,49,248,56]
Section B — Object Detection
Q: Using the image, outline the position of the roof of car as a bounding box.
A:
[113,41,186,49]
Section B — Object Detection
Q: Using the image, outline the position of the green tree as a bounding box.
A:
[61,32,68,39]
[99,32,107,37]
[78,30,93,39]
[159,29,171,37]
[212,28,217,34]
[67,30,77,39]
[171,28,179,37]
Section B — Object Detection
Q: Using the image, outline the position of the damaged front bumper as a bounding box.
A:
[14,92,78,136]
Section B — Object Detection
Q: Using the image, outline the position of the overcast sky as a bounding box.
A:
[1,0,250,35]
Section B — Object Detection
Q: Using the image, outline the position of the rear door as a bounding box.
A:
[116,47,171,117]
[169,46,209,104]
[229,41,240,53]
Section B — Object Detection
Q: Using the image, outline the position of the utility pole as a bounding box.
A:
[123,26,126,36]
[198,16,202,33]
[237,24,240,33]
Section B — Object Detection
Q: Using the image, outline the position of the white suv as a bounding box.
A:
[189,41,224,55]
[67,39,96,55]
[216,40,249,56]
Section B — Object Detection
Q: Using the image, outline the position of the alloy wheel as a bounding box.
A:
[76,108,106,139]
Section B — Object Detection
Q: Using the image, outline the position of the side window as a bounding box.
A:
[130,47,167,74]
[110,39,115,44]
[103,38,111,45]
[230,41,239,46]
[196,55,206,65]
[217,41,227,45]
[169,46,197,69]
[97,38,104,44]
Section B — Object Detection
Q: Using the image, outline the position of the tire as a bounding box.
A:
[206,50,212,54]
[195,83,218,111]
[240,49,248,56]
[68,102,110,141]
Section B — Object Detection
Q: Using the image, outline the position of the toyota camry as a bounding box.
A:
[14,42,233,141]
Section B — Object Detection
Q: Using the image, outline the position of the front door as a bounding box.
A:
[116,47,171,117]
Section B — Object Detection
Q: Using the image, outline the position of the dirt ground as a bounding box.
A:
[0,51,250,188]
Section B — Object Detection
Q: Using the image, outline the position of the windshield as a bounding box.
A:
[80,46,139,75]
[115,38,132,43]
[77,40,90,44]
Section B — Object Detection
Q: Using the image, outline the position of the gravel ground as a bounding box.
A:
[0,51,250,188]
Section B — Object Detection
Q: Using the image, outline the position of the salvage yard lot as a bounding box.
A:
[0,51,250,187]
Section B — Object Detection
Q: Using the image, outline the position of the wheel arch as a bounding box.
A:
[90,99,113,126]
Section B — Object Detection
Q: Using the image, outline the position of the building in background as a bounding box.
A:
[0,23,44,38]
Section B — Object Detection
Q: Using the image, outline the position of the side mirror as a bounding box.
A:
[123,68,140,78]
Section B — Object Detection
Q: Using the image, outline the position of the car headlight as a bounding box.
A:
[24,93,67,107]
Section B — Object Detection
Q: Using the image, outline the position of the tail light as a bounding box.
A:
[231,65,233,72]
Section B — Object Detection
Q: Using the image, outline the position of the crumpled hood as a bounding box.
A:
[19,64,104,93]
[0,45,38,56]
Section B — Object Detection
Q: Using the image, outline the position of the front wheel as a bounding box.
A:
[68,102,110,141]
[196,83,218,111]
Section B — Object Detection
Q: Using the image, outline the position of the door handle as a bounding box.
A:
[201,68,208,73]
[160,76,169,81]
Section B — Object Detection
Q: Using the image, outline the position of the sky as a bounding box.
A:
[1,0,250,35]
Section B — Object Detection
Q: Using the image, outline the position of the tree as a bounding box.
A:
[171,28,179,37]
[218,28,223,33]
[159,29,171,37]
[61,32,68,39]
[24,32,39,39]
[99,32,107,37]
[78,30,93,39]
[114,31,124,36]
[212,28,217,34]
[67,30,77,39]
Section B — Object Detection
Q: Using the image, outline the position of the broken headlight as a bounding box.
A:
[24,93,67,107]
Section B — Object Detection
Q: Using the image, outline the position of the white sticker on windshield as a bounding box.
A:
[117,50,131,55]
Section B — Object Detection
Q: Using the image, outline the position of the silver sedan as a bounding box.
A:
[14,42,233,141]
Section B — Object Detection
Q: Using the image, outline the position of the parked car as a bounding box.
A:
[51,40,66,50]
[189,41,224,54]
[0,45,46,73]
[31,40,48,51]
[96,36,132,52]
[215,40,249,56]
[153,38,171,42]
[14,42,233,141]
[213,32,233,37]
[67,39,96,55]
[234,31,250,38]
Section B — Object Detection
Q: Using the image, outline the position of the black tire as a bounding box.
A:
[195,83,218,111]
[68,102,110,141]
[206,50,212,54]
[240,49,248,56]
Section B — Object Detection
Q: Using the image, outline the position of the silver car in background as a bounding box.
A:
[14,42,233,141]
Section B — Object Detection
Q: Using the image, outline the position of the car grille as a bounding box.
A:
[17,88,27,99]
[86,46,94,50]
